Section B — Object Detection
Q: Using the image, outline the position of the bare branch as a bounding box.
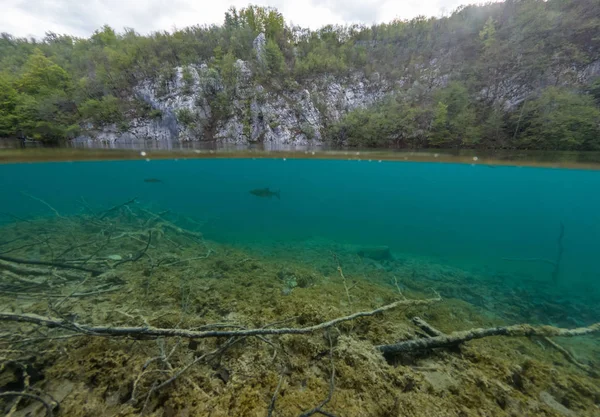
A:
[267,373,285,417]
[0,295,441,340]
[113,231,152,267]
[378,322,600,355]
[0,254,103,276]
[0,391,56,417]
[21,192,63,219]
[300,331,337,417]
[98,197,138,220]
[412,316,445,338]
[540,336,596,376]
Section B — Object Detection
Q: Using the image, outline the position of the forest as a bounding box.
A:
[0,0,599,149]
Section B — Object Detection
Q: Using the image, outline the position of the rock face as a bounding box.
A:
[77,35,391,146]
[253,33,267,67]
[76,35,598,147]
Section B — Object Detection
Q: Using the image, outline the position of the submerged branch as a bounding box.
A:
[98,197,138,220]
[0,254,103,276]
[412,316,445,338]
[0,391,56,417]
[540,336,596,376]
[0,295,441,340]
[113,231,152,267]
[300,331,337,417]
[502,257,557,266]
[378,322,600,355]
[21,192,64,219]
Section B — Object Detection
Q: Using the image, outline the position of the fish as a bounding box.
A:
[249,188,280,199]
[144,178,162,183]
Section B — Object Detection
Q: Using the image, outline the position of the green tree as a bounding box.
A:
[220,51,238,89]
[429,82,480,147]
[79,95,123,126]
[479,17,496,50]
[265,39,285,76]
[514,87,600,150]
[588,78,600,106]
[18,49,70,95]
[0,74,18,136]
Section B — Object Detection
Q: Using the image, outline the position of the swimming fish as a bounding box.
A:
[144,178,162,183]
[250,188,280,199]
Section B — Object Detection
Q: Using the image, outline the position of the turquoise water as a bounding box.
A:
[2,156,600,416]
[1,157,599,292]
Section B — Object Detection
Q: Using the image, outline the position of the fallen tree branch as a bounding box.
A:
[300,331,337,417]
[21,192,64,220]
[378,322,600,355]
[412,317,445,338]
[0,286,122,299]
[0,254,103,276]
[0,295,441,340]
[98,197,138,220]
[267,373,285,417]
[540,336,596,376]
[0,238,51,256]
[137,207,203,242]
[113,231,152,268]
[0,259,86,281]
[501,258,556,266]
[0,391,56,417]
[0,237,23,247]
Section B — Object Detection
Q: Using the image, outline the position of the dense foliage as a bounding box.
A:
[0,0,599,148]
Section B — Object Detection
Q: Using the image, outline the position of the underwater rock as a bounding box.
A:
[357,246,393,261]
[539,391,576,416]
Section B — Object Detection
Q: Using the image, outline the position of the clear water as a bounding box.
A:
[2,158,599,289]
[1,155,599,415]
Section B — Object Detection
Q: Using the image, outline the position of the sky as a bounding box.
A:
[1,0,491,39]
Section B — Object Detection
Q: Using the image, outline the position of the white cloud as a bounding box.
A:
[0,0,493,39]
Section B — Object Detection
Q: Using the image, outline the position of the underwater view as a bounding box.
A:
[0,153,599,416]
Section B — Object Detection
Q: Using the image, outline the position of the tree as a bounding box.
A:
[589,78,600,106]
[79,95,123,126]
[219,51,238,89]
[264,39,285,76]
[429,82,480,147]
[0,1,598,147]
[17,49,70,95]
[0,74,18,136]
[513,87,600,150]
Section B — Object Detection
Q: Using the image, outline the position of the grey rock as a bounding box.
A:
[253,33,267,67]
[75,53,594,146]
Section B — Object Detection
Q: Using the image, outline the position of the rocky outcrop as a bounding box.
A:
[76,35,598,147]
[76,34,392,146]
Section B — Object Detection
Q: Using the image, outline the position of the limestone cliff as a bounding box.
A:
[75,33,599,147]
